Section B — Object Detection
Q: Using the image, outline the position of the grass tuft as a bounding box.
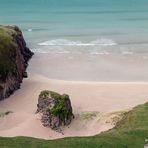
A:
[0,111,13,117]
[80,111,99,120]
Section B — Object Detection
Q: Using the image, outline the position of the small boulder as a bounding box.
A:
[37,90,74,131]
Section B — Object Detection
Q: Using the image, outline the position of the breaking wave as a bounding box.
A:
[38,38,117,47]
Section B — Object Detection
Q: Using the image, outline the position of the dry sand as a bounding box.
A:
[0,73,148,139]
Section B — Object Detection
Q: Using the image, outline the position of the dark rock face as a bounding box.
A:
[0,26,33,100]
[37,90,74,131]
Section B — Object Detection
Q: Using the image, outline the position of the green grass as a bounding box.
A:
[39,90,61,100]
[39,90,50,98]
[80,111,98,120]
[0,102,148,148]
[0,111,13,117]
[0,25,18,78]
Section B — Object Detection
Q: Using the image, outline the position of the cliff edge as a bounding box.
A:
[0,25,33,100]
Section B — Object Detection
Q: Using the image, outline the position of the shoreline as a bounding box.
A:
[30,76,148,84]
[27,53,148,82]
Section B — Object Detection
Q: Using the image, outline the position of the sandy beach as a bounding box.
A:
[0,66,148,139]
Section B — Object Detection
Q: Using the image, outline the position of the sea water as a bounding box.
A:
[0,0,148,81]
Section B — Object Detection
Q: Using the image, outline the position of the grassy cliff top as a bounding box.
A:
[0,26,18,78]
[0,25,17,35]
[0,102,148,147]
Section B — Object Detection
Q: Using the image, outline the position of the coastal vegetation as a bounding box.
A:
[0,26,17,78]
[39,90,63,100]
[80,111,98,120]
[0,102,148,147]
[0,111,13,118]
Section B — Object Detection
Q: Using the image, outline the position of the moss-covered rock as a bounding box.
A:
[37,90,74,131]
[0,25,33,100]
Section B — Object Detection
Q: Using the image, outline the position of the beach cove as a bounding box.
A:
[0,0,148,147]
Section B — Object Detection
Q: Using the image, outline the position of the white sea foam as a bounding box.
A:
[34,38,117,54]
[90,51,110,55]
[32,48,48,54]
[38,38,117,46]
[122,51,133,55]
[28,29,33,32]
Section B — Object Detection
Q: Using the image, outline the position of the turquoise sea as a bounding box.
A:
[0,0,148,81]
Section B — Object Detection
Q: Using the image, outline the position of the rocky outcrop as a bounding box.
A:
[37,90,74,131]
[0,25,33,100]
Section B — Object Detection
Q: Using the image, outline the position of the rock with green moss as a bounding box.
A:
[37,90,74,131]
[0,25,33,100]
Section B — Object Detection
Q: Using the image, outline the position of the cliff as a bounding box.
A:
[0,25,33,100]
